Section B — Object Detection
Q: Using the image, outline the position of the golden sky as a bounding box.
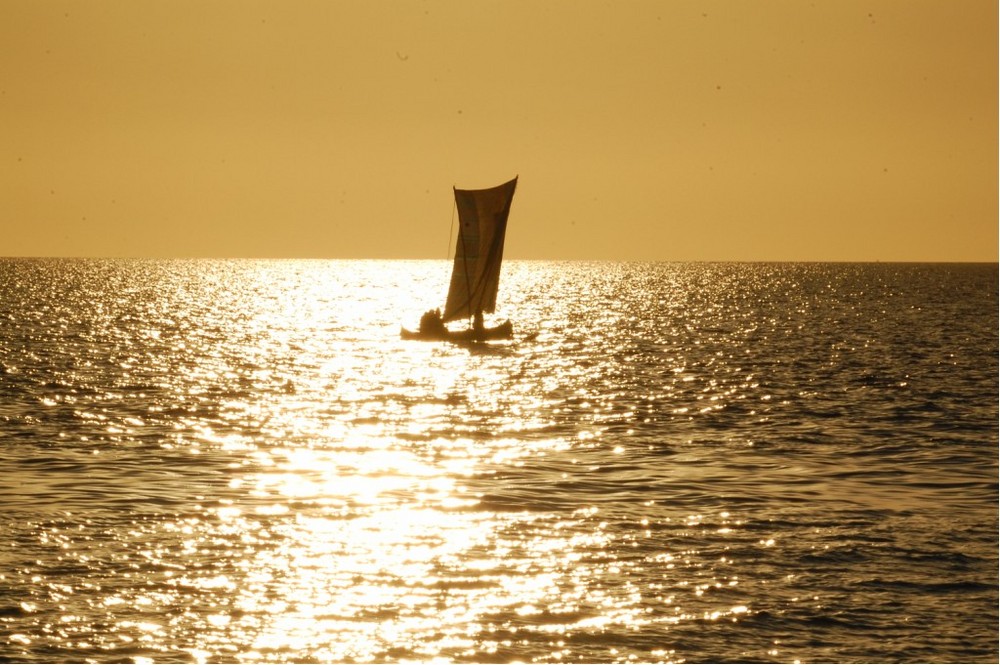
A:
[2,0,997,260]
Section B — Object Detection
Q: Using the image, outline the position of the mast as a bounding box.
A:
[442,176,518,323]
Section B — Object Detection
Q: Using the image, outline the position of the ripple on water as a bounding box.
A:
[0,259,995,663]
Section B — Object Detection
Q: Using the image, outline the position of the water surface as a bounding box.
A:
[0,259,996,663]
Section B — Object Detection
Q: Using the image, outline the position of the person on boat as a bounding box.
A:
[419,308,445,336]
[472,311,485,338]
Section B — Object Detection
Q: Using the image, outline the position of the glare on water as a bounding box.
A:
[0,259,995,663]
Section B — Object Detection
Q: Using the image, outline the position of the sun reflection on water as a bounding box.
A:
[179,416,711,663]
[204,442,749,661]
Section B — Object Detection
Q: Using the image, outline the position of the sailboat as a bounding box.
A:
[401,176,518,342]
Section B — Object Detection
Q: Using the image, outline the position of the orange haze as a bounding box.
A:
[2,0,997,260]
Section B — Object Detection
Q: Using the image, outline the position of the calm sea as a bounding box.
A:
[0,259,996,664]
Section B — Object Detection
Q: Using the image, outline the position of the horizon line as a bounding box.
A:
[2,256,997,265]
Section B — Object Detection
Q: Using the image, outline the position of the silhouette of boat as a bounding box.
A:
[400,319,513,342]
[402,177,518,342]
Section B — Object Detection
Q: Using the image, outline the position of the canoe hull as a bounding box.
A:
[401,320,514,342]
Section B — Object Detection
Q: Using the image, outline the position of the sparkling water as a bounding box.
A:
[0,259,996,663]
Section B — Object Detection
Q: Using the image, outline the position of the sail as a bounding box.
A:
[442,176,518,323]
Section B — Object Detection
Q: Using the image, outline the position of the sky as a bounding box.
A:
[2,0,997,261]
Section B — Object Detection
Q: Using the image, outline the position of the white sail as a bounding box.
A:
[442,177,518,323]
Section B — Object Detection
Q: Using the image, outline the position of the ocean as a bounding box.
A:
[0,259,996,664]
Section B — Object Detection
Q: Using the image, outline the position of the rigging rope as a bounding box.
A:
[443,194,458,314]
[445,195,456,261]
